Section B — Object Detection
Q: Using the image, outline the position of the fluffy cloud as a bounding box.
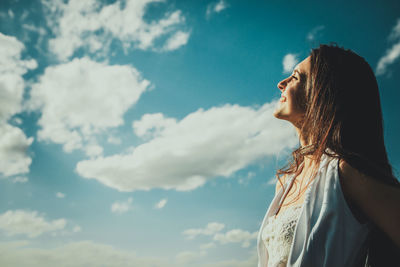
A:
[0,33,36,71]
[306,25,325,42]
[0,124,33,177]
[0,210,66,238]
[376,18,400,76]
[266,176,277,186]
[0,239,256,267]
[42,0,190,60]
[133,113,177,139]
[11,176,28,183]
[29,57,150,156]
[0,240,170,267]
[111,197,133,214]
[107,136,122,145]
[0,33,35,178]
[238,171,255,185]
[162,30,190,51]
[183,222,225,240]
[0,33,36,122]
[376,43,400,76]
[22,24,47,36]
[206,0,229,18]
[56,192,65,198]
[183,222,257,248]
[213,229,258,248]
[154,198,167,209]
[282,53,299,74]
[388,18,400,41]
[84,143,104,158]
[175,250,206,265]
[76,102,297,192]
[200,242,216,250]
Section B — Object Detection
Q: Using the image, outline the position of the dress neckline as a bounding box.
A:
[272,203,303,219]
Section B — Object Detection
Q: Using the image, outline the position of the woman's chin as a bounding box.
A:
[273,111,293,123]
[273,111,281,119]
[273,108,285,119]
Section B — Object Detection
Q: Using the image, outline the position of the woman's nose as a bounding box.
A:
[277,79,286,92]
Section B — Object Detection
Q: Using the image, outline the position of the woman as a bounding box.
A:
[257,44,400,267]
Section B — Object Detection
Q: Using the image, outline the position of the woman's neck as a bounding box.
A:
[303,156,316,171]
[295,126,316,171]
[295,126,308,147]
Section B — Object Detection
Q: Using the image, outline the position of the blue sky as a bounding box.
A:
[0,0,399,266]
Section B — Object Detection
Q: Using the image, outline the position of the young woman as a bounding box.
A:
[257,44,400,267]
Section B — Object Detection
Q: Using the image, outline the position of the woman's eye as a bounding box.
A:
[291,75,298,80]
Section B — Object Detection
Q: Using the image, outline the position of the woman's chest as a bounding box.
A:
[277,173,311,216]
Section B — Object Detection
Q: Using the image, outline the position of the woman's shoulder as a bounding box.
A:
[337,158,352,172]
[337,159,367,183]
[337,159,369,224]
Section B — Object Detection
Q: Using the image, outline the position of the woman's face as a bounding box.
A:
[273,56,311,126]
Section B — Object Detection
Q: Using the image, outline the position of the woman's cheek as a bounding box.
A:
[293,89,307,113]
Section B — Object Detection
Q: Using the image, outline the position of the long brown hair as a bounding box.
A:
[276,44,399,266]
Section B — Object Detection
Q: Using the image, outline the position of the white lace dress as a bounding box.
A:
[261,204,303,267]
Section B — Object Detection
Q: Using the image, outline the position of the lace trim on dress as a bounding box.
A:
[261,204,303,267]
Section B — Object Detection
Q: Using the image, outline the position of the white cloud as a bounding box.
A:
[388,18,400,41]
[175,250,206,265]
[162,30,190,51]
[238,171,255,185]
[183,222,225,240]
[111,197,133,214]
[376,18,400,76]
[282,53,299,74]
[29,57,150,156]
[266,176,277,186]
[56,192,65,198]
[0,239,256,267]
[213,229,258,248]
[8,9,14,19]
[200,242,216,250]
[11,176,28,183]
[12,117,22,125]
[76,102,297,192]
[0,33,36,178]
[184,222,257,250]
[0,240,170,267]
[43,0,190,60]
[183,222,257,248]
[0,32,37,121]
[0,33,37,71]
[20,10,29,21]
[214,0,228,13]
[107,136,122,145]
[206,0,229,18]
[0,123,33,177]
[72,226,81,233]
[84,143,103,158]
[154,198,167,209]
[376,43,400,76]
[0,210,66,238]
[306,25,325,42]
[133,113,177,139]
[22,24,47,36]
